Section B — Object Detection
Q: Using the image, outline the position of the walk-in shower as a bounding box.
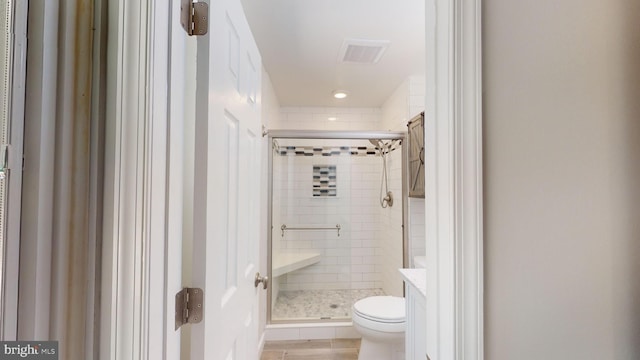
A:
[267,131,407,324]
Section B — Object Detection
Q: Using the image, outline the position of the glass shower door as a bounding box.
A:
[270,137,354,322]
[268,135,404,324]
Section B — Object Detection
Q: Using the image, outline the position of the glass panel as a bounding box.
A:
[0,0,14,332]
[270,136,403,322]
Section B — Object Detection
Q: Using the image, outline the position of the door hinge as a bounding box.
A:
[180,0,209,36]
[0,145,9,180]
[175,287,203,330]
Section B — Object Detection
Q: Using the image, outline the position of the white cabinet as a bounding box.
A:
[405,282,426,360]
[399,269,427,360]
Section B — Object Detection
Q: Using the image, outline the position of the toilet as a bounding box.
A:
[352,296,406,360]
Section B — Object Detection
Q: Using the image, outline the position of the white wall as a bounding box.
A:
[381,75,425,131]
[484,0,640,358]
[380,78,410,131]
[273,107,381,130]
[261,68,281,127]
[407,76,425,121]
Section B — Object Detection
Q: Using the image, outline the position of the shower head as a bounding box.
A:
[388,139,400,148]
[369,139,400,150]
[369,139,383,148]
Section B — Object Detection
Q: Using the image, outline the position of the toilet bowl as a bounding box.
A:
[352,296,405,360]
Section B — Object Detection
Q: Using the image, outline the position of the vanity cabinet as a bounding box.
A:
[405,283,426,360]
[399,269,427,360]
[407,112,425,198]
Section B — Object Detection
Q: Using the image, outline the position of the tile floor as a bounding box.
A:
[260,339,361,360]
[272,288,385,320]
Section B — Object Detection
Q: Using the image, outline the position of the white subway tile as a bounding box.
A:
[351,264,374,273]
[351,282,375,289]
[362,273,380,281]
[314,274,338,283]
[351,247,375,257]
[362,255,377,265]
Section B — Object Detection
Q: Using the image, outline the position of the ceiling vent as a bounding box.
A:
[338,39,390,64]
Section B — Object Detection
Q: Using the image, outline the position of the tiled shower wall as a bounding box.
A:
[377,146,405,297]
[273,144,384,291]
[381,75,426,267]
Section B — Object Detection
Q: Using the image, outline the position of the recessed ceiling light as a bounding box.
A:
[328,116,338,121]
[332,90,348,99]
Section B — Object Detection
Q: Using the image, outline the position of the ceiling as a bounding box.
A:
[239,0,425,108]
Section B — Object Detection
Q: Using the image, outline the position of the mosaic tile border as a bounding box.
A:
[275,142,401,157]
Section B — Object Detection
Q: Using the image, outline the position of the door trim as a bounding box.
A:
[100,0,485,358]
[100,0,182,358]
[425,0,483,359]
[1,0,28,341]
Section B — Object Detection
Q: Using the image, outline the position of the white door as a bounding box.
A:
[190,0,263,358]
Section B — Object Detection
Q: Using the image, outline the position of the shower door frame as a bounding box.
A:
[266,130,408,325]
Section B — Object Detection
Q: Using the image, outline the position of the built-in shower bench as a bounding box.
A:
[272,252,321,277]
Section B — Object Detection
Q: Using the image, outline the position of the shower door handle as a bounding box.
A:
[255,272,269,289]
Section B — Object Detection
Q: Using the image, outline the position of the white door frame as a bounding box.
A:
[1,0,28,341]
[100,0,184,359]
[100,0,483,359]
[425,0,483,359]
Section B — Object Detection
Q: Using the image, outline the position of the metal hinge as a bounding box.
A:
[180,0,209,36]
[175,287,203,330]
[0,145,8,180]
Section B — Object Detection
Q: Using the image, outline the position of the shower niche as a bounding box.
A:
[268,131,407,324]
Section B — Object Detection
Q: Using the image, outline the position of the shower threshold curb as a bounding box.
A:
[264,322,360,341]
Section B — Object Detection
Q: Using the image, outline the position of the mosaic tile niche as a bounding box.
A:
[312,165,337,197]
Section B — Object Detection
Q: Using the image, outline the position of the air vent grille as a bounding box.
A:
[338,39,390,64]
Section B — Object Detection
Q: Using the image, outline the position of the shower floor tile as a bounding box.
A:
[272,288,385,320]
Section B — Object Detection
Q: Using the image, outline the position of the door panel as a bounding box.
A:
[222,113,239,295]
[191,0,262,358]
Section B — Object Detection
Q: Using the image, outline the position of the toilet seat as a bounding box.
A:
[352,296,406,333]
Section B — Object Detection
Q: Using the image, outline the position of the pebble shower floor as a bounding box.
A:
[272,288,385,320]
